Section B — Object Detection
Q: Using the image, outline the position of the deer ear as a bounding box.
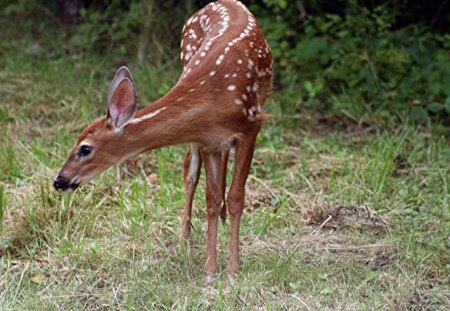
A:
[107,66,136,104]
[107,77,137,129]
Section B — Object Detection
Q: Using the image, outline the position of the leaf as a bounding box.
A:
[157,84,171,97]
[31,273,46,284]
[278,0,287,9]
[409,107,428,123]
[304,81,314,93]
[427,103,444,113]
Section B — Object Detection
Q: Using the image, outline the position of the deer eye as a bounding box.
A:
[79,145,92,157]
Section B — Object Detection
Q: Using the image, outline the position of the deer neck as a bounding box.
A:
[122,83,211,152]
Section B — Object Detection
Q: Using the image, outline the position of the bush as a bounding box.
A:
[252,0,450,124]
[2,0,449,125]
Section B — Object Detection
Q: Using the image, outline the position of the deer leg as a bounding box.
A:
[219,150,229,224]
[181,143,202,239]
[226,133,258,280]
[201,149,226,279]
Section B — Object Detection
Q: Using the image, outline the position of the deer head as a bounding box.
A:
[54,66,138,192]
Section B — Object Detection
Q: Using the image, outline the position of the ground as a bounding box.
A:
[0,26,449,310]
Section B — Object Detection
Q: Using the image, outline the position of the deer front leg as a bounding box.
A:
[201,149,226,279]
[226,133,258,280]
[182,143,202,239]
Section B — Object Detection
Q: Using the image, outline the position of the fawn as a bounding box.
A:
[54,0,273,279]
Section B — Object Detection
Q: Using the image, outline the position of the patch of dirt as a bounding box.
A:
[243,233,398,271]
[302,204,390,234]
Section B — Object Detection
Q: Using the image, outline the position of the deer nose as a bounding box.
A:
[53,174,70,191]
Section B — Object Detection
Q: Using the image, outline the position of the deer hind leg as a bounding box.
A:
[219,150,229,224]
[201,149,227,279]
[226,132,258,280]
[181,143,202,239]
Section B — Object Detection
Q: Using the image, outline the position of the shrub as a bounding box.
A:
[2,0,449,125]
[251,0,450,124]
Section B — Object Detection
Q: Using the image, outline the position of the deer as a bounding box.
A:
[54,0,273,280]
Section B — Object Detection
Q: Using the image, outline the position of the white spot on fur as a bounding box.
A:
[216,54,224,65]
[227,85,236,91]
[247,106,257,122]
[189,29,198,40]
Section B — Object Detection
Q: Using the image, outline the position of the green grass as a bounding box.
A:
[1,18,449,311]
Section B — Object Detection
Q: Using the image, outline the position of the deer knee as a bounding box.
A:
[226,188,244,218]
[206,191,223,217]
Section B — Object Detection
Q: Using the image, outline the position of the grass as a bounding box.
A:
[1,14,449,311]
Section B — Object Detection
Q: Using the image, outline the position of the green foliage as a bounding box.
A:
[1,0,449,125]
[70,1,146,53]
[252,0,450,124]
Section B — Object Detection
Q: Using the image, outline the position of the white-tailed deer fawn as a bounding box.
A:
[54,0,272,279]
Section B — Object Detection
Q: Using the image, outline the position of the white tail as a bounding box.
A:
[55,0,273,279]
